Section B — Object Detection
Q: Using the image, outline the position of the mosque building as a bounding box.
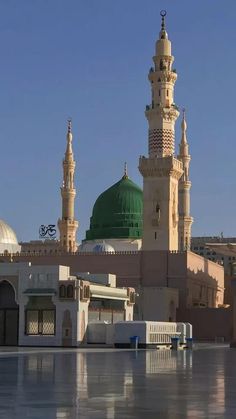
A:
[0,12,226,335]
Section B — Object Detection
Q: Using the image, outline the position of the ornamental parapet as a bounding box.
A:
[139,155,183,179]
[0,250,142,259]
[145,105,179,122]
[148,69,177,84]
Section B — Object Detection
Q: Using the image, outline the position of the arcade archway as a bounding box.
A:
[0,281,19,346]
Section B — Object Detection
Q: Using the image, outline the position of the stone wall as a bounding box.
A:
[177,308,232,341]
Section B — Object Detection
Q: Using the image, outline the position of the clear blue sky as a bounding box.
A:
[0,0,236,242]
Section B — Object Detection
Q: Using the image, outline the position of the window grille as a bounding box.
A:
[26,310,39,335]
[25,309,55,335]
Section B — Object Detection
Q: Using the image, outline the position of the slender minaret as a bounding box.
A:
[139,11,183,251]
[58,120,79,252]
[178,110,193,250]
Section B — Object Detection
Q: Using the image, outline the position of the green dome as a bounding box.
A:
[86,175,143,241]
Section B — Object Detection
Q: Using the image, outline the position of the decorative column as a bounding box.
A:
[178,110,193,250]
[58,120,79,252]
[139,11,183,251]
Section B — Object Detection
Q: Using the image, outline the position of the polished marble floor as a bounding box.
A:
[0,344,235,418]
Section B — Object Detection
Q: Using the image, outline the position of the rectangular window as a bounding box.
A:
[25,310,55,336]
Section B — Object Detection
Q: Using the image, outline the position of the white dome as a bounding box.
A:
[0,219,21,254]
[93,242,115,253]
[0,220,18,245]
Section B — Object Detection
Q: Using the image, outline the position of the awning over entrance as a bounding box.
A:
[23,288,57,296]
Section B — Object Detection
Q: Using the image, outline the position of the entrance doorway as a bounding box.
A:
[0,281,19,346]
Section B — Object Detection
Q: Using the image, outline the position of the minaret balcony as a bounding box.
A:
[179,180,192,189]
[178,216,193,226]
[153,55,174,69]
[61,188,76,197]
[139,155,183,179]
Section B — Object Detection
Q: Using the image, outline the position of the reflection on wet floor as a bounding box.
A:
[0,345,235,418]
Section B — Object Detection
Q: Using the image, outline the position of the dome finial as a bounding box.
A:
[123,162,128,179]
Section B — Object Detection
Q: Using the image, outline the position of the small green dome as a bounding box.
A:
[86,175,143,241]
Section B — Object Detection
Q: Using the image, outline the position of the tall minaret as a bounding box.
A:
[178,110,193,250]
[58,120,79,252]
[139,11,183,251]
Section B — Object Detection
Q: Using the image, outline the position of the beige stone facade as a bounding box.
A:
[139,156,182,251]
[0,249,224,317]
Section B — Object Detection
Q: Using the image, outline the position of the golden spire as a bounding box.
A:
[160,10,168,39]
[123,162,128,179]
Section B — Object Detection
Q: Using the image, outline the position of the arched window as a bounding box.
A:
[59,285,66,298]
[67,284,74,299]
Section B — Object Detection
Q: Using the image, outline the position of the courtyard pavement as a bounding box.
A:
[0,343,235,418]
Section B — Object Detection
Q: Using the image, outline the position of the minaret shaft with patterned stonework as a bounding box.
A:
[58,120,79,252]
[139,11,183,251]
[178,111,193,250]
